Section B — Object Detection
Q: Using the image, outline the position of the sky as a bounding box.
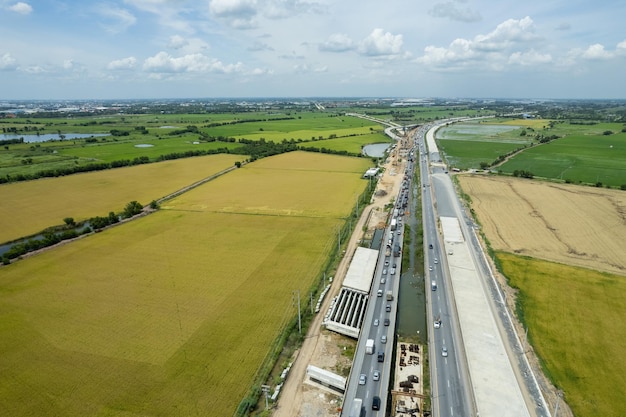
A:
[1,0,625,100]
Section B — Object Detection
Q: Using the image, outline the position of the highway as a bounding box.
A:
[342,116,545,417]
[418,126,474,417]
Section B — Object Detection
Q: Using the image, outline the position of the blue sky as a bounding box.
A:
[1,0,625,100]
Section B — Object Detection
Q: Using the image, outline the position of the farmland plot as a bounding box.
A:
[0,154,241,243]
[498,252,626,417]
[459,175,626,276]
[0,151,371,416]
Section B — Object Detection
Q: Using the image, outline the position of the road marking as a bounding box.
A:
[448,379,450,388]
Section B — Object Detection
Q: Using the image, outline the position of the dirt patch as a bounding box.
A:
[458,174,626,276]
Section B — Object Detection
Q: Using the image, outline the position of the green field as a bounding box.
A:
[0,111,381,180]
[0,154,242,244]
[498,132,626,186]
[436,139,525,169]
[498,252,626,417]
[437,119,626,186]
[435,121,534,169]
[0,151,371,416]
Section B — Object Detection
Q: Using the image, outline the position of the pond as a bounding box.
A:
[0,133,110,143]
[362,143,392,157]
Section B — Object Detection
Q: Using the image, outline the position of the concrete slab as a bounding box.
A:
[442,218,530,417]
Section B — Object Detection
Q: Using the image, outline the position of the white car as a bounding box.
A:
[442,347,448,357]
[373,370,380,381]
[429,266,433,271]
[374,319,379,326]
[380,278,386,284]
[434,320,441,329]
[359,374,367,385]
[434,258,439,264]
[381,335,387,344]
[390,268,396,275]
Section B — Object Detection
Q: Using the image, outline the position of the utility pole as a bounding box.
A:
[261,385,270,410]
[553,390,562,417]
[293,290,301,334]
[337,225,341,255]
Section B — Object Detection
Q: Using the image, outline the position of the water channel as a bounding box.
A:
[397,170,427,342]
[0,133,109,143]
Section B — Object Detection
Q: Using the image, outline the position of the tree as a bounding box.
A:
[63,217,75,226]
[122,201,143,218]
[149,200,159,210]
[235,161,242,168]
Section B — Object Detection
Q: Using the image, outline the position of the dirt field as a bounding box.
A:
[458,175,626,276]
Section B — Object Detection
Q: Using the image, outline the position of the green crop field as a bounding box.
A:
[498,132,626,186]
[0,151,371,417]
[0,154,242,243]
[435,121,534,169]
[436,140,524,169]
[498,252,626,417]
[0,111,381,180]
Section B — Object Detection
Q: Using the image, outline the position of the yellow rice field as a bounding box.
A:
[0,151,370,416]
[0,154,241,243]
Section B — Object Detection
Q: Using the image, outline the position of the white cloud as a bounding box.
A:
[209,0,258,28]
[618,40,626,50]
[429,1,481,23]
[8,2,32,15]
[24,65,45,74]
[63,60,74,70]
[319,34,355,53]
[168,35,189,50]
[581,44,613,60]
[417,17,542,69]
[474,16,539,51]
[0,53,19,70]
[359,28,403,57]
[508,50,552,66]
[263,0,325,19]
[143,51,243,74]
[107,57,138,70]
[165,36,209,54]
[97,5,137,34]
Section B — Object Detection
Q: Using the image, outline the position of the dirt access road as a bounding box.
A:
[272,143,411,417]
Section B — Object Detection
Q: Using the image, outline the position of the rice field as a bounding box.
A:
[0,154,242,243]
[0,151,371,416]
[498,252,626,417]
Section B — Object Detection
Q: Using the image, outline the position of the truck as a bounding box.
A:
[390,218,397,231]
[385,245,391,257]
[393,244,401,257]
[365,339,375,354]
[349,398,363,417]
[386,290,393,301]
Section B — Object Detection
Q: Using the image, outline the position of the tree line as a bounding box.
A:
[1,200,152,265]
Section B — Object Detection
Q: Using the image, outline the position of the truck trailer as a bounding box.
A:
[365,339,375,354]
